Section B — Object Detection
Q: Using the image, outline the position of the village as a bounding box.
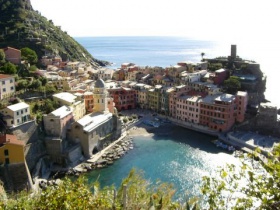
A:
[0,45,279,192]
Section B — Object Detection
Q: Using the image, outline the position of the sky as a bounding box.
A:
[30,0,280,42]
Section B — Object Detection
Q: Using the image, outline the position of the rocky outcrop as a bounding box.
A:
[237,103,280,137]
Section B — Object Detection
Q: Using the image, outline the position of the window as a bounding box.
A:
[2,88,6,92]
[2,81,5,85]
[10,79,13,83]
[4,149,9,156]
[10,86,14,90]
[17,111,19,115]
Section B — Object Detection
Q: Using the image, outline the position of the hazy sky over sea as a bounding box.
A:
[30,0,279,42]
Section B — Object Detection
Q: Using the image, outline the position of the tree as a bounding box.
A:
[21,47,38,64]
[208,63,223,72]
[0,62,17,74]
[223,76,241,94]
[201,52,205,61]
[28,79,42,90]
[0,49,5,64]
[16,79,29,91]
[201,145,280,209]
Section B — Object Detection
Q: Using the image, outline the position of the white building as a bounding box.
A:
[0,102,30,127]
[53,92,86,121]
[0,74,15,100]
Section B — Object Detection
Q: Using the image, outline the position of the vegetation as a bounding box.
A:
[223,76,241,94]
[21,47,38,64]
[0,49,5,63]
[1,144,280,209]
[207,62,223,72]
[202,145,280,210]
[0,62,17,74]
[0,0,109,66]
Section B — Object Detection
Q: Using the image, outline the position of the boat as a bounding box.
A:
[143,120,160,127]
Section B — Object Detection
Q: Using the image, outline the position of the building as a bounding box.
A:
[53,92,85,121]
[200,94,236,132]
[69,112,114,158]
[176,94,201,124]
[235,91,248,122]
[0,134,25,165]
[68,78,117,158]
[43,106,74,139]
[210,69,229,85]
[0,134,32,191]
[84,91,94,113]
[108,87,136,111]
[0,74,15,99]
[2,47,21,64]
[148,85,162,112]
[0,102,30,127]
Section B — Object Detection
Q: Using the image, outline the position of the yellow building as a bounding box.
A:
[0,134,25,165]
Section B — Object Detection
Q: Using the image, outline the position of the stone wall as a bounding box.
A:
[0,162,32,192]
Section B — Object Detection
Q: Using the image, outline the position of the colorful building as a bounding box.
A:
[108,87,136,111]
[0,134,25,165]
[84,91,94,113]
[200,94,237,132]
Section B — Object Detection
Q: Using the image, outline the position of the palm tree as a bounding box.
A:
[201,52,205,61]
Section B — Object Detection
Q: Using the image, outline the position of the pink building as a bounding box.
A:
[3,47,21,64]
[176,95,201,124]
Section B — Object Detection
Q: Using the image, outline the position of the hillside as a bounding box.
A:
[0,0,108,66]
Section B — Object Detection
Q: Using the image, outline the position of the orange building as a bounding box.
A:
[84,91,94,113]
[108,87,136,111]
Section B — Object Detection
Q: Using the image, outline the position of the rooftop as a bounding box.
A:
[77,112,113,132]
[0,134,24,146]
[50,106,73,118]
[7,102,29,111]
[0,74,13,79]
[53,92,77,103]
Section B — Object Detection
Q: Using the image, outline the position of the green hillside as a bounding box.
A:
[0,0,108,66]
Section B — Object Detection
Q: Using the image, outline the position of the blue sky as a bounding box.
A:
[30,0,280,42]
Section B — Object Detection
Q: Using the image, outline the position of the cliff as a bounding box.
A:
[0,0,108,66]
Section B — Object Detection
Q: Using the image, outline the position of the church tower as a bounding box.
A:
[93,78,108,113]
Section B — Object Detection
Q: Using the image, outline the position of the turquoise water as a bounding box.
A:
[87,126,240,201]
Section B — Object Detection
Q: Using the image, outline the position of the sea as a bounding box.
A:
[74,36,277,202]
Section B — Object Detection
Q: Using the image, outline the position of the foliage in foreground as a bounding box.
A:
[201,145,280,210]
[0,169,197,210]
[1,145,280,210]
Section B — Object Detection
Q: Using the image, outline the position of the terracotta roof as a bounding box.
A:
[3,47,20,52]
[0,74,13,79]
[0,134,24,146]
